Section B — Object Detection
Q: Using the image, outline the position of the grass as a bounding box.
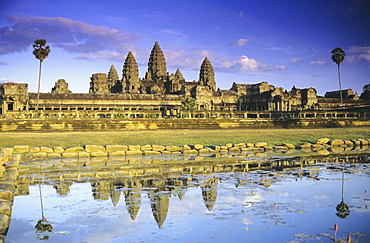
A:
[0,127,369,149]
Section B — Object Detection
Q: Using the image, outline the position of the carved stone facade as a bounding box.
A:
[1,42,367,116]
[51,79,72,94]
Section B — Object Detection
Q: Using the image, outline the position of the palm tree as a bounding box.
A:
[33,39,50,110]
[331,47,345,105]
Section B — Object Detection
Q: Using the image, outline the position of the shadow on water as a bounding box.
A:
[6,151,370,243]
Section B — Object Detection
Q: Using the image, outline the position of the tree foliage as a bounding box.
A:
[33,39,50,62]
[181,97,197,110]
[331,47,345,105]
[360,83,370,100]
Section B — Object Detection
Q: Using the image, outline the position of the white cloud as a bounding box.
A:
[290,58,304,65]
[346,46,370,64]
[309,58,328,66]
[0,16,138,59]
[229,39,249,46]
[0,78,8,83]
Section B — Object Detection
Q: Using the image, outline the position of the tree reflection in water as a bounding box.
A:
[336,160,350,219]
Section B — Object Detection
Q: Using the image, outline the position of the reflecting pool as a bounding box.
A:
[6,153,370,242]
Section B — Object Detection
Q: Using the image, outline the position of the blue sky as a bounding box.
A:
[0,0,369,96]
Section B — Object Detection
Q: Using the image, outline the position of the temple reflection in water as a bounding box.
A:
[15,153,370,228]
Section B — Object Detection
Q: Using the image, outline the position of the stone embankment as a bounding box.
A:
[9,138,370,158]
[1,137,370,242]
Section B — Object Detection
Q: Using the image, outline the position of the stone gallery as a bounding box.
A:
[0,42,365,118]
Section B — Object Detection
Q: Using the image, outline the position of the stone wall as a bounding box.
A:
[1,116,370,132]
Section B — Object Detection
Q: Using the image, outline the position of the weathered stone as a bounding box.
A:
[0,213,10,235]
[126,151,143,156]
[77,152,90,157]
[274,146,287,151]
[329,139,344,146]
[315,138,330,145]
[246,143,255,148]
[33,152,47,157]
[220,145,228,150]
[140,145,152,151]
[40,147,54,153]
[128,145,141,151]
[181,145,192,151]
[46,153,62,158]
[1,148,12,157]
[0,191,13,201]
[152,145,165,151]
[109,151,126,157]
[160,151,172,155]
[62,152,79,158]
[165,146,182,152]
[85,145,106,152]
[90,151,108,157]
[53,147,65,153]
[233,143,246,148]
[106,145,128,152]
[12,145,29,153]
[182,150,198,155]
[207,145,221,151]
[297,142,312,149]
[65,147,84,152]
[0,200,13,216]
[225,143,233,148]
[198,148,210,154]
[143,151,161,156]
[331,147,345,153]
[51,79,72,94]
[29,147,41,153]
[358,139,369,145]
[255,142,268,148]
[282,143,296,149]
[190,144,204,150]
[343,140,353,146]
[228,147,240,153]
[316,149,330,155]
[351,139,361,146]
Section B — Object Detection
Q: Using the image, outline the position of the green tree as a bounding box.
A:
[33,39,50,110]
[360,83,370,100]
[181,97,197,118]
[331,47,345,105]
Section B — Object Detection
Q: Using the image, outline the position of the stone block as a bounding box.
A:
[152,145,165,151]
[343,140,353,146]
[297,142,312,149]
[128,145,141,151]
[143,151,161,156]
[220,145,228,150]
[78,152,90,157]
[1,148,12,157]
[62,152,79,158]
[190,144,204,150]
[85,145,106,152]
[264,146,274,151]
[126,151,143,156]
[255,142,268,148]
[315,138,330,145]
[207,145,221,151]
[329,139,344,146]
[29,147,41,153]
[358,139,369,145]
[165,146,182,152]
[12,145,29,153]
[228,147,240,153]
[234,143,246,148]
[351,139,361,146]
[109,151,126,157]
[282,143,295,149]
[54,147,65,153]
[198,148,210,154]
[0,213,10,235]
[40,147,53,153]
[106,145,128,152]
[65,147,84,152]
[181,145,192,151]
[225,143,233,148]
[46,153,62,158]
[141,144,152,151]
[182,150,198,155]
[33,152,47,157]
[0,191,13,202]
[246,143,255,148]
[160,151,172,155]
[90,151,108,157]
[0,200,13,216]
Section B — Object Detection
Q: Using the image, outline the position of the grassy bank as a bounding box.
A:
[1,127,369,149]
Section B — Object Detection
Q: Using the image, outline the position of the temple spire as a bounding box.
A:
[199,57,216,91]
[147,42,167,83]
[122,51,140,93]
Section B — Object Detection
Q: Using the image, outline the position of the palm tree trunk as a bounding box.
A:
[36,60,42,111]
[338,64,343,105]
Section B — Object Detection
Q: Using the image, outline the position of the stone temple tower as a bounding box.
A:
[107,65,120,93]
[122,51,140,93]
[146,42,167,83]
[199,57,216,91]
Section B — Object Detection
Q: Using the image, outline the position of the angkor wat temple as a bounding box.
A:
[0,42,368,119]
